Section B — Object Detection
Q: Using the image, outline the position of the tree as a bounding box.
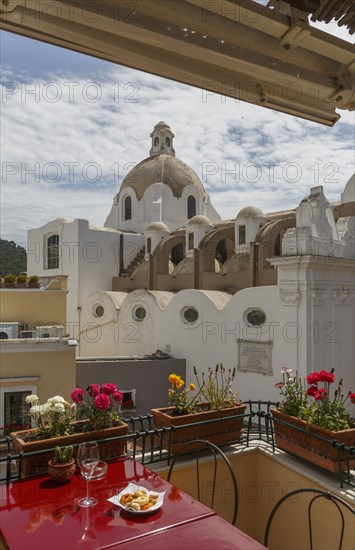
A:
[0,239,27,276]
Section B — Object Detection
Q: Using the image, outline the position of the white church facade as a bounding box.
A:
[27,123,355,403]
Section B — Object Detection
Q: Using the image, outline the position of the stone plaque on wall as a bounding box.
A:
[237,340,273,376]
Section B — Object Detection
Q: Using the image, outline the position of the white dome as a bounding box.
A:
[341,174,354,204]
[236,206,266,221]
[187,215,213,226]
[145,222,170,232]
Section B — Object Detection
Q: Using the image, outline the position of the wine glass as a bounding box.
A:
[77,442,100,507]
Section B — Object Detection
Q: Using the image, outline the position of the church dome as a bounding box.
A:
[145,222,170,232]
[187,215,213,226]
[119,122,205,200]
[120,154,205,200]
[236,206,266,221]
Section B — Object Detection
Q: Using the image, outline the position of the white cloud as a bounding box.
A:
[1,41,354,244]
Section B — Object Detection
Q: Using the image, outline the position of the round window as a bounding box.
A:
[246,309,266,326]
[181,307,199,324]
[133,306,146,321]
[94,305,104,317]
[154,136,159,146]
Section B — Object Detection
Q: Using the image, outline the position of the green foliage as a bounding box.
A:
[276,368,353,431]
[16,273,27,284]
[194,364,239,410]
[4,273,16,283]
[0,239,26,277]
[54,445,74,463]
[28,275,39,284]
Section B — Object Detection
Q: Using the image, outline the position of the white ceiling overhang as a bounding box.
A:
[1,0,354,126]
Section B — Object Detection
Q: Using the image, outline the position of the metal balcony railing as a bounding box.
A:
[1,401,354,488]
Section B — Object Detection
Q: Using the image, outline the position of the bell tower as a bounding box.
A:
[149,121,175,157]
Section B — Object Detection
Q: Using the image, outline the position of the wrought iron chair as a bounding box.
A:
[167,439,238,525]
[264,488,355,550]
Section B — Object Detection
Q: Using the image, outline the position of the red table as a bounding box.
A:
[115,515,267,549]
[0,457,266,550]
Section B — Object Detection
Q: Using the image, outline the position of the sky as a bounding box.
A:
[0,10,354,246]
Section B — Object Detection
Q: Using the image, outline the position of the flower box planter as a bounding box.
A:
[151,403,246,454]
[271,408,355,473]
[10,421,128,477]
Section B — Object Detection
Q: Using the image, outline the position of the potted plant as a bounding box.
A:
[151,364,246,453]
[271,367,355,472]
[4,273,16,288]
[10,384,128,476]
[28,275,40,288]
[16,273,27,288]
[48,445,76,483]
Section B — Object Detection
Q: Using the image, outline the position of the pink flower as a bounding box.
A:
[102,383,117,395]
[350,392,355,404]
[70,388,84,403]
[281,366,292,374]
[318,370,334,384]
[306,372,322,385]
[307,385,318,397]
[112,391,123,403]
[275,382,285,389]
[87,384,101,396]
[94,394,110,410]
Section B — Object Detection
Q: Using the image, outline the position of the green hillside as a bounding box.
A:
[0,239,27,277]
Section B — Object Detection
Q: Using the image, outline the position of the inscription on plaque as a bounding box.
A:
[237,340,273,376]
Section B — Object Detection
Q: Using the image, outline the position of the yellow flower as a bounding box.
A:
[169,373,179,385]
[175,378,184,389]
[189,383,196,391]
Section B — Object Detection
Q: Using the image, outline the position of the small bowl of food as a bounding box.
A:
[109,483,165,514]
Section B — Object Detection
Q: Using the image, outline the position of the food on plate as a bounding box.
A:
[119,489,159,511]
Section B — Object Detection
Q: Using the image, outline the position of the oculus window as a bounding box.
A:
[181,306,199,324]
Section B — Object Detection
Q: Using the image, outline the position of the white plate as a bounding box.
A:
[108,483,165,515]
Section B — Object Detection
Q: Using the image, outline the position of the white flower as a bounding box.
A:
[47,396,65,404]
[53,403,65,413]
[25,394,39,405]
[281,366,293,374]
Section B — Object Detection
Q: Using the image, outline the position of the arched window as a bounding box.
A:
[47,234,59,269]
[187,195,196,219]
[216,239,227,264]
[171,243,184,265]
[124,196,132,221]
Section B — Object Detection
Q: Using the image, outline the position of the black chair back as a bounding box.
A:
[167,439,238,525]
[264,488,355,550]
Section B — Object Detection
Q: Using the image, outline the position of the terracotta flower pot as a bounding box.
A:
[151,403,246,453]
[10,421,129,477]
[271,408,355,473]
[48,457,76,484]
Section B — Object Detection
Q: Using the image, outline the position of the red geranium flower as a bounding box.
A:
[112,391,123,403]
[306,372,322,385]
[70,388,84,404]
[102,383,117,395]
[307,385,318,397]
[314,388,327,401]
[318,370,334,383]
[94,394,110,410]
[350,392,355,404]
[87,384,101,396]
